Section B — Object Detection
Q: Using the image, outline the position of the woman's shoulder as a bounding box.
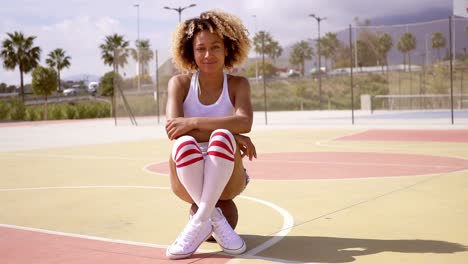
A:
[167,73,193,100]
[169,73,193,87]
[226,74,250,89]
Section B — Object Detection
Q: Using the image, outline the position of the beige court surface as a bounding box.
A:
[1,116,468,263]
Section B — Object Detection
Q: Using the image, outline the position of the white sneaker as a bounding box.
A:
[166,218,213,259]
[211,207,247,255]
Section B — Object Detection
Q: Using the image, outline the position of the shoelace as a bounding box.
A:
[213,217,233,242]
[177,222,199,249]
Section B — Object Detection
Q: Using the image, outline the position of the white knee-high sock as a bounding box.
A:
[195,129,236,221]
[172,136,204,205]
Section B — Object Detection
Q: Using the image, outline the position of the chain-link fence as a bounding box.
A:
[247,17,468,124]
[111,17,468,126]
[112,48,165,126]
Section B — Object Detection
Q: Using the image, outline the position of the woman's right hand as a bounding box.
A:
[165,117,195,140]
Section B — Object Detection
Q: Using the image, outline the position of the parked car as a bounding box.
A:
[63,88,77,96]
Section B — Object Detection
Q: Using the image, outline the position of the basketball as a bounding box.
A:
[190,200,238,241]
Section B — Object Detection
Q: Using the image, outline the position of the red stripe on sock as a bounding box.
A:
[176,148,202,163]
[175,141,200,159]
[208,140,234,155]
[176,156,204,168]
[210,131,234,152]
[207,151,235,162]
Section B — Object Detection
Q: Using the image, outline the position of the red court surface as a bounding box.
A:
[336,129,468,143]
[147,152,468,180]
[0,226,231,264]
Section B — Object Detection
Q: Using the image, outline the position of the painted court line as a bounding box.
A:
[0,223,169,249]
[0,152,154,161]
[336,129,468,143]
[238,195,294,257]
[255,159,461,169]
[0,185,294,261]
[0,185,170,192]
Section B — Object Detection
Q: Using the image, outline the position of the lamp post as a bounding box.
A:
[309,14,327,110]
[164,4,196,23]
[252,15,259,89]
[133,3,140,43]
[134,3,141,92]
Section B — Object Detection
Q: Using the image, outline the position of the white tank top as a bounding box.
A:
[183,72,235,118]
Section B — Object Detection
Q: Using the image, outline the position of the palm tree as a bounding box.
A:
[289,41,313,76]
[46,48,71,92]
[99,34,130,73]
[269,41,283,64]
[431,32,446,62]
[0,31,41,102]
[397,33,416,72]
[132,39,153,76]
[377,33,393,73]
[319,32,340,70]
[253,31,282,63]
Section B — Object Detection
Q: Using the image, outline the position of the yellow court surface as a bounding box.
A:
[1,117,468,263]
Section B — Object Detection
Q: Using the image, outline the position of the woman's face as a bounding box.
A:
[192,29,227,74]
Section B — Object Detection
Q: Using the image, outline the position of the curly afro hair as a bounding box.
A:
[171,9,251,71]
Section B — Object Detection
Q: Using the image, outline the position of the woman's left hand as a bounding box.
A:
[234,134,257,161]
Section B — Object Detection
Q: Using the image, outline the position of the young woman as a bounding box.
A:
[165,10,257,259]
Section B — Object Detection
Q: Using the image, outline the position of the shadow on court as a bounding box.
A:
[241,235,468,263]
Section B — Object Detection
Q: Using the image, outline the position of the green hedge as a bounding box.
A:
[0,99,111,122]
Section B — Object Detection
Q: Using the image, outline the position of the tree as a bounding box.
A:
[99,34,130,73]
[354,17,380,67]
[253,31,282,63]
[376,33,393,72]
[0,31,41,102]
[132,39,153,76]
[31,66,57,120]
[99,71,123,96]
[99,71,124,119]
[269,41,283,64]
[397,32,416,72]
[240,60,276,78]
[289,41,313,76]
[46,48,71,91]
[431,32,446,62]
[319,32,341,70]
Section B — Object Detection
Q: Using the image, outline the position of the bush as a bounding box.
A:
[64,104,77,119]
[76,104,89,119]
[26,107,41,121]
[50,105,64,120]
[97,103,111,117]
[0,101,9,120]
[9,98,26,120]
[86,104,99,118]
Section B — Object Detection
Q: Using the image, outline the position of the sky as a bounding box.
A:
[0,0,454,86]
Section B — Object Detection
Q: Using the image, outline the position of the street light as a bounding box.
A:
[134,3,141,92]
[164,4,196,23]
[133,3,140,44]
[309,14,327,110]
[252,15,258,87]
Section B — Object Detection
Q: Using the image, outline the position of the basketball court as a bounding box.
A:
[1,111,468,263]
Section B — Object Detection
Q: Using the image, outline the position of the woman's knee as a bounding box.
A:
[208,129,237,157]
[172,135,202,164]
